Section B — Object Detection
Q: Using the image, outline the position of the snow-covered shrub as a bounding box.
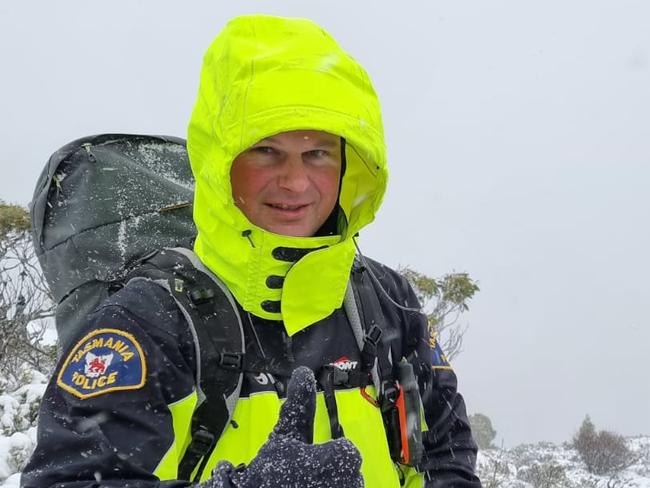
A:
[573,416,635,475]
[511,442,557,467]
[478,450,516,488]
[517,462,568,488]
[0,431,34,481]
[0,369,45,484]
[0,371,46,437]
[0,203,57,395]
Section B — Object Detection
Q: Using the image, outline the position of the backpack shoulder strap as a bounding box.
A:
[129,247,244,481]
[344,257,394,393]
[323,256,394,441]
[344,255,425,467]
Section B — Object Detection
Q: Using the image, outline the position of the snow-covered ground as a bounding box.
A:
[478,437,650,487]
[1,371,648,487]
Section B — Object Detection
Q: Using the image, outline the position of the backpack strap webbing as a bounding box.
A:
[127,247,244,481]
[315,258,394,442]
[345,258,395,393]
[345,257,427,467]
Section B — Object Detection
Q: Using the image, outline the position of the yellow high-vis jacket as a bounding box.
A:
[22,14,481,488]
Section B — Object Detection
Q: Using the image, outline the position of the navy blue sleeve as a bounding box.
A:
[21,280,198,488]
[409,309,481,487]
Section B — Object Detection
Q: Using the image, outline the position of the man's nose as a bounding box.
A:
[278,156,309,193]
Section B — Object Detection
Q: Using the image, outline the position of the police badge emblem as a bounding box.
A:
[56,328,146,399]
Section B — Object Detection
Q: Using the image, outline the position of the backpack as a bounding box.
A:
[30,134,196,350]
[30,134,422,480]
[30,134,247,479]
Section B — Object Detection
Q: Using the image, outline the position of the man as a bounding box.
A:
[22,14,481,487]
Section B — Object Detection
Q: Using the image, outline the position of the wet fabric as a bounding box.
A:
[199,367,363,488]
[21,259,481,488]
[21,280,198,488]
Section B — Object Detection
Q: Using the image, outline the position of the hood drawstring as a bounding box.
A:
[242,230,256,248]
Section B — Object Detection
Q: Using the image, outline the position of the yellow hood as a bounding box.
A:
[188,15,388,334]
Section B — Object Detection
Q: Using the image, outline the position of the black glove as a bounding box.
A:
[199,366,364,488]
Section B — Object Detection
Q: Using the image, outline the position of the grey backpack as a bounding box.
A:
[30,133,196,349]
[30,134,245,480]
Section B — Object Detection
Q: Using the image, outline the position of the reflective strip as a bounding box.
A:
[199,388,402,486]
[334,388,401,485]
[153,391,198,480]
[403,467,425,487]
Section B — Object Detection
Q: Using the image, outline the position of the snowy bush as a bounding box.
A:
[517,462,569,488]
[574,416,635,475]
[0,370,45,485]
[0,371,47,437]
[0,431,34,481]
[0,203,57,394]
[511,442,557,467]
[477,450,517,488]
[478,438,650,488]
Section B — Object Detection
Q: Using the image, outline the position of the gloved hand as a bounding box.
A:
[199,366,363,488]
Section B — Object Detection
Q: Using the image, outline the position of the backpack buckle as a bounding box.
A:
[219,352,243,370]
[330,367,350,387]
[364,324,382,352]
[191,428,215,453]
[380,380,399,412]
[189,287,216,305]
[181,428,216,482]
[188,287,217,315]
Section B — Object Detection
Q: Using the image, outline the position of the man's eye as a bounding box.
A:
[251,146,276,155]
[306,149,329,158]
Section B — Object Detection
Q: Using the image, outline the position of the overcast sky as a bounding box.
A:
[1,0,648,447]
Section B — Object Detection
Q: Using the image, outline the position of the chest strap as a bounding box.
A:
[314,261,393,441]
[317,364,372,439]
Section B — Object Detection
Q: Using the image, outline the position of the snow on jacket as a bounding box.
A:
[21,257,480,487]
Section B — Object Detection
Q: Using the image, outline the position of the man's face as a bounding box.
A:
[231,130,342,237]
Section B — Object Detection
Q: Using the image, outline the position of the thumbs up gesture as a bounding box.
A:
[201,366,364,488]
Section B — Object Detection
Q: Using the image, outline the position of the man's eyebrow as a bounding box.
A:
[255,136,339,148]
[310,138,339,148]
[256,136,277,145]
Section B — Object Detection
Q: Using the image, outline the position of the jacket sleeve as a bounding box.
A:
[368,260,482,487]
[411,311,481,487]
[20,280,198,488]
[404,286,481,487]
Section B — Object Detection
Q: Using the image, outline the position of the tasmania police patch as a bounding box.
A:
[57,328,146,399]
